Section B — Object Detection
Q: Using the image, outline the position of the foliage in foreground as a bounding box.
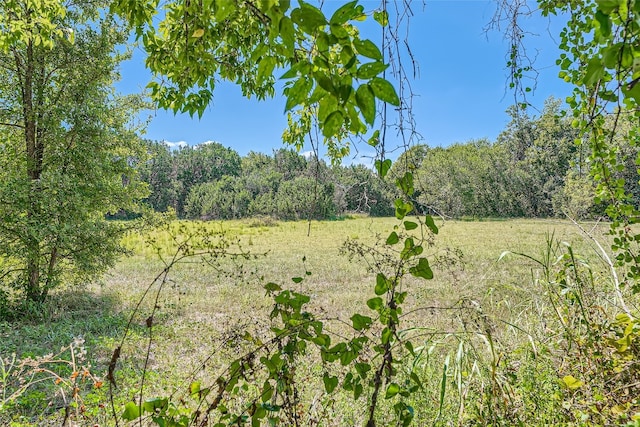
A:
[0,0,148,304]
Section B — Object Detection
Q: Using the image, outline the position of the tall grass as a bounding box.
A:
[3,217,636,426]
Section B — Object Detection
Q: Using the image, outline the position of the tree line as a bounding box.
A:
[139,97,640,221]
[139,143,394,220]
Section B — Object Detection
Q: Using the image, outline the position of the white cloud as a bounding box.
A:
[199,140,218,146]
[163,140,188,150]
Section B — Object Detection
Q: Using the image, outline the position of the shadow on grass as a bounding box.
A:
[0,288,149,425]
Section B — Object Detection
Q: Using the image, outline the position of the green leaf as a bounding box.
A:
[386,231,399,245]
[292,277,303,283]
[330,23,349,39]
[142,398,168,413]
[323,373,339,393]
[375,158,392,178]
[409,257,434,280]
[594,10,611,38]
[561,375,584,390]
[370,78,400,106]
[425,215,439,234]
[356,61,389,79]
[367,130,380,147]
[404,221,418,230]
[291,2,327,34]
[381,327,392,344]
[373,10,389,26]
[367,297,383,310]
[583,57,604,87]
[122,402,141,421]
[396,171,414,196]
[284,77,312,110]
[353,39,383,60]
[330,1,359,25]
[264,282,282,292]
[596,0,619,14]
[351,313,373,330]
[257,57,276,84]
[318,94,338,122]
[385,383,400,399]
[374,273,389,295]
[356,84,376,125]
[190,381,201,396]
[394,199,413,219]
[314,71,335,93]
[279,16,295,54]
[214,1,235,21]
[323,110,344,138]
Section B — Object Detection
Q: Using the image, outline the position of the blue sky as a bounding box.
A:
[115,1,571,162]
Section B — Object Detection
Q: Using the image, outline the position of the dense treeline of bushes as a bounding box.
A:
[139,143,394,219]
[139,98,640,220]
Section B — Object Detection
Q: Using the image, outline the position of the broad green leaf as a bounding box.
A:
[367,130,380,147]
[594,10,611,38]
[404,221,418,230]
[396,171,414,196]
[394,199,413,219]
[385,383,400,399]
[142,398,168,413]
[374,273,389,295]
[330,23,349,39]
[367,297,383,310]
[381,327,392,344]
[190,381,201,396]
[356,84,376,125]
[323,110,344,138]
[425,215,439,234]
[351,313,373,330]
[214,0,235,20]
[264,282,281,292]
[353,39,383,60]
[318,94,338,122]
[354,382,364,399]
[291,2,327,34]
[323,373,339,393]
[370,77,400,106]
[122,402,141,421]
[191,28,205,38]
[314,71,334,93]
[279,16,295,54]
[355,362,371,378]
[583,57,604,87]
[356,61,389,79]
[596,0,619,14]
[292,276,303,283]
[257,57,276,84]
[375,158,392,178]
[561,375,584,390]
[386,231,399,245]
[373,10,389,26]
[330,1,359,25]
[284,77,312,110]
[337,84,353,103]
[409,257,434,280]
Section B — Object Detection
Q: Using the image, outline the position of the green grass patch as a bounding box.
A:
[2,217,632,426]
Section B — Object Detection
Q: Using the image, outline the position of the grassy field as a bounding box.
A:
[2,216,636,426]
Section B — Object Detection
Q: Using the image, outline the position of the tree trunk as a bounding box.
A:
[21,34,45,302]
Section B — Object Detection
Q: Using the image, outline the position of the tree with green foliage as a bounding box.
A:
[185,175,251,220]
[173,142,242,216]
[139,141,179,213]
[0,0,147,303]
